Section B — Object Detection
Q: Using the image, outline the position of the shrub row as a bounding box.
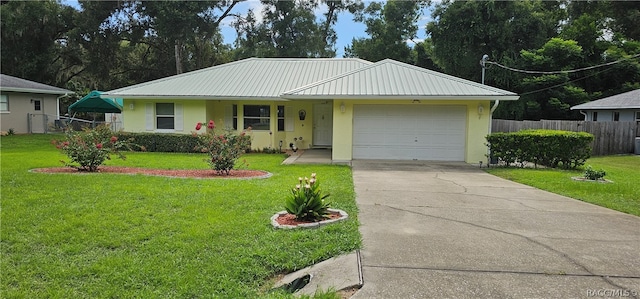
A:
[486,129,594,169]
[115,132,200,153]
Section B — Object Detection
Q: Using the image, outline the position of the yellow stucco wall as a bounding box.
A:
[123,99,207,133]
[123,99,319,151]
[122,98,492,163]
[332,100,492,163]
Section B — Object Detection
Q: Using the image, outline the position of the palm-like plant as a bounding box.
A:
[284,173,331,221]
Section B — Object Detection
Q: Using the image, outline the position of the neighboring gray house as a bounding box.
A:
[571,89,640,122]
[0,74,73,133]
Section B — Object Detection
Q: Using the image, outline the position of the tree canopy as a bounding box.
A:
[1,0,638,120]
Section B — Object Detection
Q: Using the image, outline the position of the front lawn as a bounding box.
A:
[486,155,640,217]
[1,134,360,298]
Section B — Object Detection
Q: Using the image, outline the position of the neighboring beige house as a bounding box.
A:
[103,58,519,163]
[1,74,73,133]
[571,89,640,122]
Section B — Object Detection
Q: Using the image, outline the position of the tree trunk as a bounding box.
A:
[174,41,183,74]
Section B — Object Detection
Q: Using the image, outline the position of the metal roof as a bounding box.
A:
[0,74,72,95]
[571,89,640,110]
[281,59,519,100]
[103,58,372,100]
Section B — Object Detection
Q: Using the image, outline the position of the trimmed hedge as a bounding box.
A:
[115,132,200,153]
[486,129,594,169]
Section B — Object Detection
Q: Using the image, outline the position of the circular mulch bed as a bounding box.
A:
[271,209,349,229]
[30,166,271,179]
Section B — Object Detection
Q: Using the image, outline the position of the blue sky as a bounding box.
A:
[62,0,430,57]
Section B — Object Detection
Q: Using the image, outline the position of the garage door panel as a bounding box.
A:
[353,105,466,161]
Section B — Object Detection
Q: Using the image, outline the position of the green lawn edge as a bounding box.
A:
[485,155,640,217]
[1,134,361,298]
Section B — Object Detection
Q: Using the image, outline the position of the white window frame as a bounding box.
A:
[243,105,270,130]
[33,99,42,111]
[635,111,640,121]
[277,105,285,132]
[156,103,175,131]
[0,94,8,112]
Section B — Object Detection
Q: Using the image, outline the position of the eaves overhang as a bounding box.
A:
[280,94,520,101]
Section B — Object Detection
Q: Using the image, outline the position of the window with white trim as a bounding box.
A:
[613,111,620,121]
[156,103,174,130]
[277,105,285,131]
[243,105,270,130]
[592,111,598,121]
[233,104,238,130]
[636,111,640,121]
[33,99,41,111]
[0,95,8,112]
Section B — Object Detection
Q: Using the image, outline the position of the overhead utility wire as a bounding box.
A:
[519,67,615,96]
[485,53,640,75]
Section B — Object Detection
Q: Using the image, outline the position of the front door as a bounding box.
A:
[313,103,333,147]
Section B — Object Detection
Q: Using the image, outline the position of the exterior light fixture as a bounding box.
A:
[129,103,135,110]
[340,102,346,113]
[477,104,484,115]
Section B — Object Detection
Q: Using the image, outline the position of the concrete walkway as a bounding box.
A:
[351,160,640,298]
[282,149,334,165]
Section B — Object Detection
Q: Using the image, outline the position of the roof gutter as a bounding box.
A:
[280,95,520,101]
[571,106,640,110]
[0,87,73,95]
[100,94,291,101]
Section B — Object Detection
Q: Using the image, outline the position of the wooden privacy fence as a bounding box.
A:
[491,119,640,156]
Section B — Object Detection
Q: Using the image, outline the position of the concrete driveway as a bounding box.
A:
[351,160,640,298]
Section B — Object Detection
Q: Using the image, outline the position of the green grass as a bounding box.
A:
[1,134,361,298]
[486,155,640,217]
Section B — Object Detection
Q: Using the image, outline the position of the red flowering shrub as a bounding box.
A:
[194,120,252,175]
[53,125,138,172]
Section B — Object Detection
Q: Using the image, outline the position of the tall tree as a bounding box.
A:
[344,0,427,63]
[1,0,77,87]
[141,0,240,74]
[234,0,333,58]
[320,0,364,56]
[428,0,563,84]
[502,38,589,120]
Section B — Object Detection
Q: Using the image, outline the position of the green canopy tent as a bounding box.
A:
[68,90,123,113]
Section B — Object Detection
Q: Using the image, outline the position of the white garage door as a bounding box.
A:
[353,105,466,161]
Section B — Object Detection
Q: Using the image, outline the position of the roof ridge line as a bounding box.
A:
[282,59,516,96]
[378,59,516,95]
[281,58,385,95]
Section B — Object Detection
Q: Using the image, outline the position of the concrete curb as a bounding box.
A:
[273,251,363,296]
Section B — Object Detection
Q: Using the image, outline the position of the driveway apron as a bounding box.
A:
[351,160,640,298]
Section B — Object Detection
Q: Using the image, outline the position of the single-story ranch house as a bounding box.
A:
[571,89,640,122]
[103,58,519,163]
[0,74,73,134]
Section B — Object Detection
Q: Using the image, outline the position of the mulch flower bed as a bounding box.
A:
[274,211,343,226]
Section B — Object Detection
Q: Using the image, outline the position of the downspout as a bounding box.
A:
[487,100,499,165]
[489,100,500,133]
[491,100,500,114]
[488,100,499,134]
[579,110,587,121]
[56,93,72,120]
